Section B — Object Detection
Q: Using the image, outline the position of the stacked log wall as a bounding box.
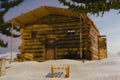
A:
[19,14,100,60]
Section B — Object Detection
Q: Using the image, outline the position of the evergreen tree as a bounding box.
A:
[58,0,120,16]
[0,0,23,47]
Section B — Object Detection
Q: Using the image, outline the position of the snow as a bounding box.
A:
[0,52,18,66]
[0,52,18,59]
[0,53,120,80]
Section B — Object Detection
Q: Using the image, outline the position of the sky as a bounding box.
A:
[0,0,120,55]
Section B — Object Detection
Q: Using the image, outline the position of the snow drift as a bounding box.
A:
[0,53,120,80]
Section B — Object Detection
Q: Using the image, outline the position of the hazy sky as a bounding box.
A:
[1,0,120,54]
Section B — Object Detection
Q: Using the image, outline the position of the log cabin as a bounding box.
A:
[8,6,107,61]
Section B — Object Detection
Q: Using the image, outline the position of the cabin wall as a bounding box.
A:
[82,19,100,60]
[89,25,99,60]
[19,14,100,61]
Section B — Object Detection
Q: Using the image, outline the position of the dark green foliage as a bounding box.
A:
[58,0,120,16]
[0,0,23,47]
[0,39,8,47]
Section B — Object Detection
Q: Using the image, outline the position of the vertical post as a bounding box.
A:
[51,65,54,78]
[103,36,107,58]
[98,36,100,60]
[10,22,14,63]
[105,37,107,58]
[65,65,70,78]
[0,59,6,76]
[0,59,1,76]
[80,14,82,59]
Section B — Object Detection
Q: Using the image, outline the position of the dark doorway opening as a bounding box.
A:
[45,38,56,60]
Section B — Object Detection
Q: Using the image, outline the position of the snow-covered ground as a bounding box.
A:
[0,53,120,80]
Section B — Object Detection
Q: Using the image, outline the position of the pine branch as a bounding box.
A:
[58,0,120,16]
[0,39,8,48]
[0,0,23,47]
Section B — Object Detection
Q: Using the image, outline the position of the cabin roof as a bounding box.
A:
[7,6,99,32]
[8,6,84,26]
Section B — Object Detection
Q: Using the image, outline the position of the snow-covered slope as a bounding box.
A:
[0,53,120,80]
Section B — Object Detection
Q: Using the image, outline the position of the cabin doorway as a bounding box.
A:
[45,38,56,60]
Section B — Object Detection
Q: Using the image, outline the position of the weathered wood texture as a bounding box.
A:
[19,14,100,61]
[98,37,107,59]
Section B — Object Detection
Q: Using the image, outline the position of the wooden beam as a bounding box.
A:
[10,21,14,63]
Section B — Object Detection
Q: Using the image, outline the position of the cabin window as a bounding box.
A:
[31,31,36,38]
[67,29,75,36]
